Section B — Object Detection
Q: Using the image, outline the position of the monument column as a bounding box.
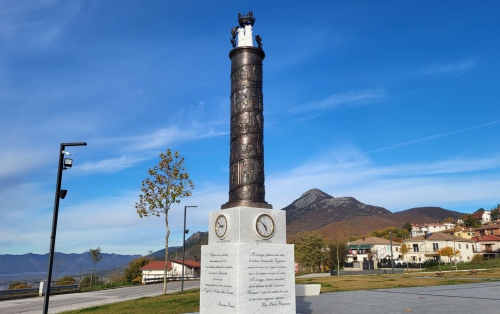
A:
[200,12,296,314]
[222,13,271,210]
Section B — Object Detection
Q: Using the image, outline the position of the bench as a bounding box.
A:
[295,284,321,296]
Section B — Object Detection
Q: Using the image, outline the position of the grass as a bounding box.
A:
[62,289,201,314]
[80,281,140,292]
[60,267,500,314]
[296,268,500,293]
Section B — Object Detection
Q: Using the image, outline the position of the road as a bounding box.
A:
[0,280,200,314]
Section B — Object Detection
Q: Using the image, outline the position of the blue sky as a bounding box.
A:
[1,0,500,255]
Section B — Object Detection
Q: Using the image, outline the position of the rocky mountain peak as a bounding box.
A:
[292,188,333,209]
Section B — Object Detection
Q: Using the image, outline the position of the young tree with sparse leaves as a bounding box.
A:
[89,247,102,290]
[135,149,194,295]
[436,246,461,271]
[327,230,349,276]
[400,243,410,271]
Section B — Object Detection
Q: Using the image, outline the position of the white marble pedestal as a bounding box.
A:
[200,207,296,314]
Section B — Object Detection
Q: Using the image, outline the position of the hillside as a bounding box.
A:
[311,214,437,241]
[150,231,208,262]
[0,252,141,279]
[284,189,391,234]
[394,207,463,220]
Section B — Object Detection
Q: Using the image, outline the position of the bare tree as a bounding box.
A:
[54,249,67,284]
[135,149,194,295]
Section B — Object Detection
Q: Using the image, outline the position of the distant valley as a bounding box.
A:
[2,188,466,284]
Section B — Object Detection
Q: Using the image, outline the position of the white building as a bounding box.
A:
[140,260,201,284]
[411,223,456,238]
[346,237,401,270]
[403,232,475,263]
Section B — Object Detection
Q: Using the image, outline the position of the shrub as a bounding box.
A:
[471,254,483,264]
[124,256,154,282]
[80,275,100,287]
[132,275,143,283]
[8,282,30,290]
[56,276,76,285]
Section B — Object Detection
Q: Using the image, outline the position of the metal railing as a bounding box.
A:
[0,284,79,298]
[143,275,200,284]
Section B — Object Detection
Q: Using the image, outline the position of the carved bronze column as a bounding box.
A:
[222,15,271,209]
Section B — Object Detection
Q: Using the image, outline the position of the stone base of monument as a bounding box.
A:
[199,207,296,314]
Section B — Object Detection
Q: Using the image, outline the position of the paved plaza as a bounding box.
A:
[296,281,500,314]
[1,281,499,313]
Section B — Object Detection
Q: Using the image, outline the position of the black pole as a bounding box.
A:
[43,142,86,314]
[389,231,394,274]
[182,205,197,291]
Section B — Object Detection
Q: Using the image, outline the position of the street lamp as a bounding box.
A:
[182,205,197,291]
[43,142,87,314]
[389,231,394,274]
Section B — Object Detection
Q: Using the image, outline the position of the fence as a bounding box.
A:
[0,284,79,299]
[143,275,200,284]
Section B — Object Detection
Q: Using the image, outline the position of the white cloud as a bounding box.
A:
[291,89,386,113]
[418,58,477,75]
[366,120,500,154]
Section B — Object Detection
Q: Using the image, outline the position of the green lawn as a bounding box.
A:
[62,265,500,314]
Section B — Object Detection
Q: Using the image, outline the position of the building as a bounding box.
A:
[411,223,455,238]
[474,224,500,237]
[140,260,201,284]
[403,232,475,263]
[471,235,500,258]
[444,227,476,239]
[346,237,401,270]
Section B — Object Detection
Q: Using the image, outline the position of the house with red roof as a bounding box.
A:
[471,234,500,258]
[140,259,201,284]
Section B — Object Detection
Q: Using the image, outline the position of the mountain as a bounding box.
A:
[284,189,391,234]
[0,252,141,280]
[149,231,208,262]
[394,207,464,220]
[311,213,437,241]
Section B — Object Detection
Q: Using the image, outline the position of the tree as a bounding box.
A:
[491,205,499,221]
[443,217,456,224]
[400,243,410,271]
[135,149,194,295]
[327,230,349,276]
[465,214,481,228]
[89,247,102,290]
[436,246,461,271]
[371,226,409,242]
[292,231,326,273]
[402,222,412,234]
[54,250,67,283]
[124,256,155,282]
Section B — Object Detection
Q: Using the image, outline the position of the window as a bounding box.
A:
[413,244,419,252]
[433,243,439,252]
[458,244,461,249]
[466,244,469,249]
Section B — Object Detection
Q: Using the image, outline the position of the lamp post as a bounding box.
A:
[389,231,394,274]
[43,142,87,314]
[182,205,197,291]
